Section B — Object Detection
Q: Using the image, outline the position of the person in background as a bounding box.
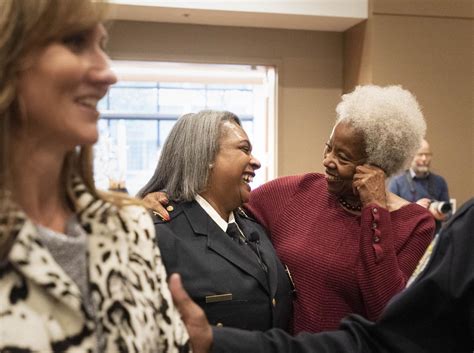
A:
[169,198,474,353]
[0,0,188,351]
[138,110,293,332]
[146,85,435,334]
[389,139,451,233]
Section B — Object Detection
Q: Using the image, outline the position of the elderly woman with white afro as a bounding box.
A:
[146,85,436,335]
[335,85,426,177]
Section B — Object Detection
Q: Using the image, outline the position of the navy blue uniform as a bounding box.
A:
[153,200,293,331]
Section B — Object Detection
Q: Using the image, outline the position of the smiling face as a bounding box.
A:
[16,24,117,151]
[204,121,261,217]
[323,122,366,199]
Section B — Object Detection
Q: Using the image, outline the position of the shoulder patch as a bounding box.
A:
[151,201,183,224]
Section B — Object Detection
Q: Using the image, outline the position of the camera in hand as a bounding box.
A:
[429,200,452,214]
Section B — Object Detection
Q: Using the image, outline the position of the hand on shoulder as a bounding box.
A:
[143,192,170,221]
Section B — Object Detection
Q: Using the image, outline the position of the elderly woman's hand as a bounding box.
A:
[143,192,170,221]
[353,165,387,209]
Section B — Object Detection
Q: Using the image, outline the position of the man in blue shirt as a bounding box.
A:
[388,139,450,232]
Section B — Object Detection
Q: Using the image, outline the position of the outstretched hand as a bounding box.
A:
[143,191,170,221]
[353,165,387,208]
[169,274,213,353]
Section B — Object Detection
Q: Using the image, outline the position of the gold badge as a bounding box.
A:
[205,293,232,303]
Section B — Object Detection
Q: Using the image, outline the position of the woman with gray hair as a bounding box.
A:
[147,85,435,335]
[139,110,294,332]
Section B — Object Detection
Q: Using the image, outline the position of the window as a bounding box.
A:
[95,61,276,195]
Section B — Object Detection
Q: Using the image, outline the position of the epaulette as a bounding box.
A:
[151,202,181,224]
[151,210,168,224]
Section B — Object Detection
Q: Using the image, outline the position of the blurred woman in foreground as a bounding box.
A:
[0,1,188,351]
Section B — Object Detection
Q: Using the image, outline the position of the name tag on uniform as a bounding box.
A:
[205,293,233,303]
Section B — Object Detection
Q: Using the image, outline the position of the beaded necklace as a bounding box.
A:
[338,197,362,212]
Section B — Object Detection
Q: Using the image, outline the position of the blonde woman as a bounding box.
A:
[0,0,188,351]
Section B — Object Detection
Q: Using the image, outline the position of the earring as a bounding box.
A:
[209,163,214,169]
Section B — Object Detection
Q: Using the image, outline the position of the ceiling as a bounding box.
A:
[106,0,368,32]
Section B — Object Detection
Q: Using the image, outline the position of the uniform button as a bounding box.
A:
[272,298,276,307]
[372,222,378,229]
[216,322,224,327]
[373,236,380,243]
[372,208,378,213]
[166,205,174,212]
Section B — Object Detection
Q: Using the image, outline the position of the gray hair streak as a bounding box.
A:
[138,110,241,201]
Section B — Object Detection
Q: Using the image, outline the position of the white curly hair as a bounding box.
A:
[335,85,426,177]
